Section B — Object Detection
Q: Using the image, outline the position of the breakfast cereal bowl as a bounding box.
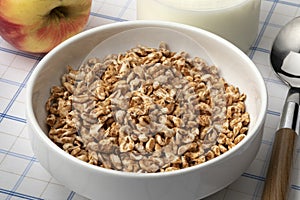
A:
[26,21,267,200]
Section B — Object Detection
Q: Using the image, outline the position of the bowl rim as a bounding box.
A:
[26,20,268,178]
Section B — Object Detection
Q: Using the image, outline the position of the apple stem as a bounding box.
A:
[51,7,66,19]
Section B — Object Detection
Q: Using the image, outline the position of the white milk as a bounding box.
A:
[137,0,261,52]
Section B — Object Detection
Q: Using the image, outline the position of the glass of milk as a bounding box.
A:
[136,0,261,53]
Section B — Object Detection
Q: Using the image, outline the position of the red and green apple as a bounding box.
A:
[0,0,92,53]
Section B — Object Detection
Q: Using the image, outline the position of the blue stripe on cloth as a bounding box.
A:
[0,78,25,88]
[5,157,36,200]
[261,140,273,146]
[0,47,43,61]
[117,0,134,18]
[0,57,40,123]
[248,5,275,58]
[90,12,127,22]
[250,46,270,54]
[0,149,37,162]
[242,173,265,182]
[0,188,43,200]
[0,113,26,123]
[67,191,76,200]
[250,0,280,198]
[266,110,280,116]
[263,77,285,85]
[266,0,300,7]
[291,185,300,191]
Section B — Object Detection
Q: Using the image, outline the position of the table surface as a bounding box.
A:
[1,0,300,199]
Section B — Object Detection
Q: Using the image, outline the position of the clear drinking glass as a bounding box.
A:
[137,0,261,53]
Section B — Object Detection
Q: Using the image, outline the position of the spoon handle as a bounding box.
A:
[262,128,296,200]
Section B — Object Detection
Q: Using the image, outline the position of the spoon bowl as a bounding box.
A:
[271,17,300,88]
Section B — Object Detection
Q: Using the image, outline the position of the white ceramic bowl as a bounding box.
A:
[26,21,267,200]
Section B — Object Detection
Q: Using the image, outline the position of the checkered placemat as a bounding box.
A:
[0,0,300,199]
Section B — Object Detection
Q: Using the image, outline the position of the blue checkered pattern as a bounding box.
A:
[0,0,300,199]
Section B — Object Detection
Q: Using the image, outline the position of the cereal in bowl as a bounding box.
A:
[45,42,250,173]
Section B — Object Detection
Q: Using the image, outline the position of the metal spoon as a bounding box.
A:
[262,17,300,200]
